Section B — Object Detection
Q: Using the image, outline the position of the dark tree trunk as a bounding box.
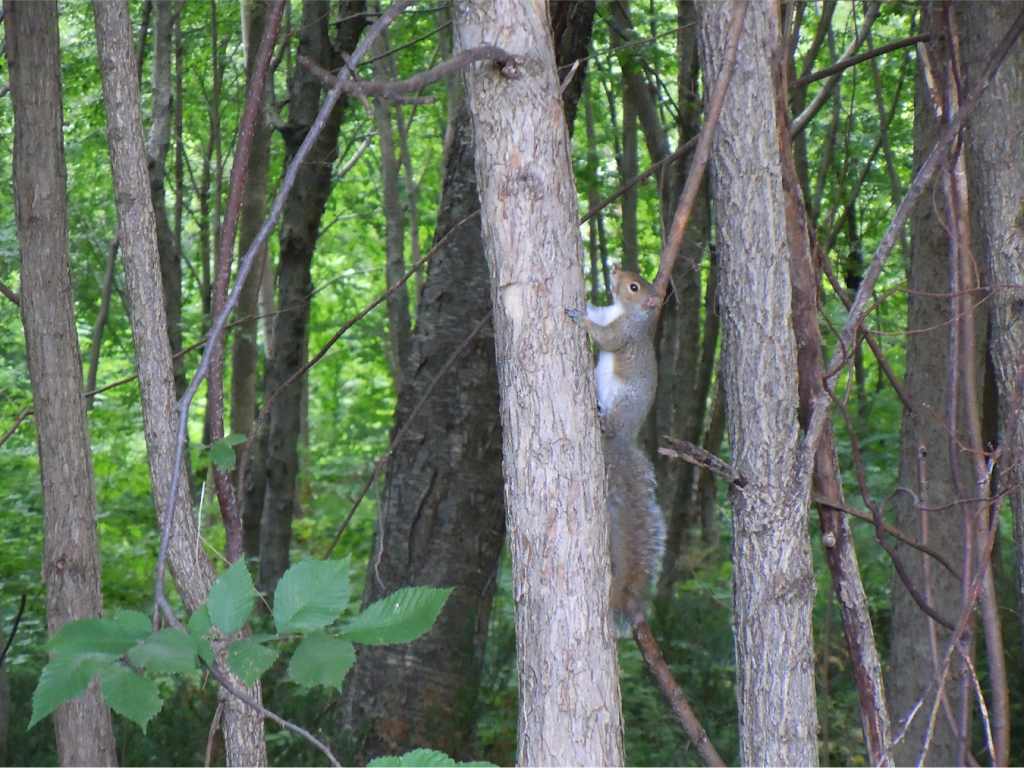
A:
[257,0,367,595]
[337,104,505,764]
[236,0,275,560]
[147,0,186,402]
[338,5,595,762]
[965,0,1024,672]
[6,4,117,763]
[888,9,976,764]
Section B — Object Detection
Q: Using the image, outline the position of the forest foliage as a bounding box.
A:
[1,1,1023,766]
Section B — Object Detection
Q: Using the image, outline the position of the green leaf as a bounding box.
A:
[226,638,279,686]
[47,616,148,657]
[367,748,496,767]
[188,604,215,666]
[207,560,256,635]
[337,587,452,646]
[210,436,241,470]
[272,558,351,634]
[286,633,355,691]
[100,662,163,734]
[128,628,198,676]
[29,652,115,729]
[113,609,155,638]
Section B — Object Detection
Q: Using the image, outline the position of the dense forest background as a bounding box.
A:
[1,1,1023,766]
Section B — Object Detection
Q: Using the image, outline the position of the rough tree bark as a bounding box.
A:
[91,3,268,764]
[338,5,595,760]
[963,0,1024,639]
[697,1,820,764]
[453,2,625,765]
[958,3,1020,764]
[6,3,118,764]
[256,0,368,595]
[337,104,506,763]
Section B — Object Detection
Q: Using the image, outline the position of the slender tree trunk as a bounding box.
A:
[257,0,368,595]
[453,3,624,765]
[91,4,268,764]
[372,34,413,389]
[86,238,119,409]
[148,0,186,402]
[6,5,117,764]
[236,0,275,559]
[698,2,819,764]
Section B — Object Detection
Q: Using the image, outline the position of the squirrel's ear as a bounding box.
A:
[644,295,662,309]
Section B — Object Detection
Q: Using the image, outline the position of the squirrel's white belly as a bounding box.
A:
[595,351,623,412]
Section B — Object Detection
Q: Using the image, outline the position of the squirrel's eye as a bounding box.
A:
[629,283,640,292]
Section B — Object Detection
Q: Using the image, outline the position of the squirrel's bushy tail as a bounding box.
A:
[604,435,666,627]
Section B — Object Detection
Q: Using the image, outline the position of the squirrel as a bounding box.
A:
[567,268,661,441]
[569,267,665,627]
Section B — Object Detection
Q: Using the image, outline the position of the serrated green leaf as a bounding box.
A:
[100,663,163,734]
[367,748,496,767]
[188,604,215,665]
[128,628,198,676]
[113,609,155,638]
[210,439,237,470]
[29,652,115,729]
[272,558,351,634]
[207,560,256,635]
[338,587,452,646]
[47,616,147,657]
[286,633,355,691]
[226,638,279,686]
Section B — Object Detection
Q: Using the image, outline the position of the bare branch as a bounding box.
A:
[790,3,882,137]
[790,33,930,91]
[297,43,519,101]
[0,278,20,306]
[659,436,748,489]
[633,619,726,767]
[324,310,492,559]
[652,0,746,299]
[824,6,1024,393]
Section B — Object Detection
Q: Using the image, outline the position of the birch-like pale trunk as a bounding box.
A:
[92,3,267,764]
[453,2,624,765]
[697,1,819,764]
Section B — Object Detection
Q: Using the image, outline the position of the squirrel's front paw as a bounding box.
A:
[566,307,584,324]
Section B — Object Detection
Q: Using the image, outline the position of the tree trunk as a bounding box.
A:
[337,104,506,764]
[453,3,624,765]
[966,0,1024,607]
[91,4,268,764]
[338,5,595,760]
[887,9,977,764]
[257,0,368,595]
[234,0,275,551]
[697,1,819,764]
[147,0,187,402]
[959,3,1021,765]
[6,4,117,764]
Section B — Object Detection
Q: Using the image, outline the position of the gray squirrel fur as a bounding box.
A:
[570,268,666,626]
